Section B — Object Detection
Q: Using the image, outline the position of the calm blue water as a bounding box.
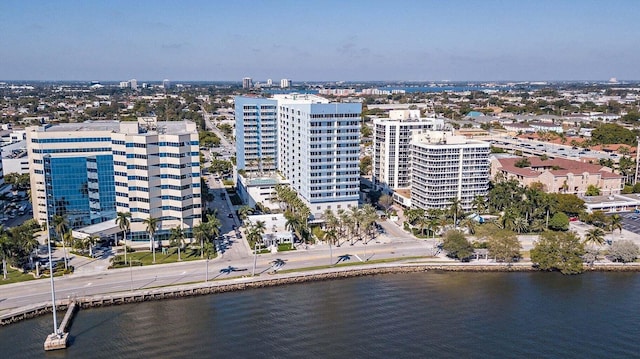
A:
[1,272,639,358]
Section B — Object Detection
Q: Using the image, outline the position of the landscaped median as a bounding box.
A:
[109,248,212,268]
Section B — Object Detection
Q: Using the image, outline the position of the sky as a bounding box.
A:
[1,0,639,82]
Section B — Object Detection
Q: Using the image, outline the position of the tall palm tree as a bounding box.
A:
[169,226,185,261]
[609,214,623,239]
[448,197,464,227]
[85,234,100,258]
[52,214,69,270]
[203,241,215,282]
[323,228,338,265]
[143,216,159,263]
[0,228,10,280]
[192,222,208,258]
[115,212,131,265]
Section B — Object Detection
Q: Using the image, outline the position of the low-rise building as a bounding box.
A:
[491,156,623,196]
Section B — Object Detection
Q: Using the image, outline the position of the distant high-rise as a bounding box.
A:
[234,96,278,174]
[129,79,138,91]
[119,81,129,89]
[266,79,273,86]
[280,79,290,88]
[242,77,253,89]
[162,79,171,89]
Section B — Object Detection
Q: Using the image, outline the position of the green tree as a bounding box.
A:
[377,194,394,212]
[115,211,131,265]
[441,230,473,261]
[548,212,569,231]
[359,156,372,175]
[591,123,636,146]
[486,229,521,263]
[585,185,601,196]
[530,231,585,274]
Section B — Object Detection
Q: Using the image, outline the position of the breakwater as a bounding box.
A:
[2,262,640,326]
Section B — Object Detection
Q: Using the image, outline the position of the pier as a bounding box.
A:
[43,299,78,351]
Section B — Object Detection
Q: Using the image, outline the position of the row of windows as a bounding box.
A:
[34,147,110,154]
[309,114,359,119]
[127,164,148,171]
[32,137,110,143]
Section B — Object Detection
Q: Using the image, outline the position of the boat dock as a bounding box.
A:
[43,299,78,351]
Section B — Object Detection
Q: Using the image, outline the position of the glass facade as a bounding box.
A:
[44,155,115,228]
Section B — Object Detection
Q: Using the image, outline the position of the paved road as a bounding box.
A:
[0,236,438,313]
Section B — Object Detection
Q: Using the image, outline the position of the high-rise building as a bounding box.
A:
[266,79,273,87]
[129,79,138,91]
[274,94,361,215]
[162,79,171,89]
[242,77,253,89]
[372,110,446,191]
[27,118,201,240]
[410,131,489,211]
[234,97,278,174]
[280,79,290,88]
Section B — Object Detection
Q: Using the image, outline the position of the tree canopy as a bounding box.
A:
[591,123,637,146]
[531,231,585,274]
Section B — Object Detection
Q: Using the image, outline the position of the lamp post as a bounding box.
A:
[43,161,60,338]
[252,242,258,276]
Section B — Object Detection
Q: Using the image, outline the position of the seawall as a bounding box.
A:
[2,262,639,326]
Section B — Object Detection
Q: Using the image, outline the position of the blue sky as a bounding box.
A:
[1,0,638,81]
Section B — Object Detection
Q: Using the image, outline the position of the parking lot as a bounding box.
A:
[618,212,640,238]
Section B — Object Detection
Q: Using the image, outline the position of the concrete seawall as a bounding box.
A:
[2,262,640,326]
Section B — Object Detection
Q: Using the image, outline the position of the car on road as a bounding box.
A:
[228,213,233,218]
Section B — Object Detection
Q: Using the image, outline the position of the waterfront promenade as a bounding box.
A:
[3,214,640,325]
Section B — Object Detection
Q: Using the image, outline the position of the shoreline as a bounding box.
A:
[2,262,639,326]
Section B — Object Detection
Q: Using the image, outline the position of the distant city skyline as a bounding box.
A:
[1,0,639,81]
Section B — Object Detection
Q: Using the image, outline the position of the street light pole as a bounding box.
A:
[252,242,257,276]
[329,241,333,266]
[43,164,60,338]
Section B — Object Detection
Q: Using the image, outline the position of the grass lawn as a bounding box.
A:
[0,267,37,284]
[110,248,212,268]
[257,243,296,254]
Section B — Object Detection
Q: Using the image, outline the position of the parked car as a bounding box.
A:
[228,213,233,218]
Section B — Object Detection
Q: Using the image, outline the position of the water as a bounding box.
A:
[2,272,639,358]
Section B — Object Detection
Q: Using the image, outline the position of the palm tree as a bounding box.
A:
[237,205,253,223]
[169,226,185,261]
[115,212,131,265]
[323,228,338,265]
[609,214,623,240]
[0,228,10,280]
[512,217,529,234]
[584,228,606,247]
[52,214,69,270]
[85,234,100,258]
[192,222,208,258]
[448,198,464,227]
[459,217,477,235]
[203,241,215,282]
[143,216,159,263]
